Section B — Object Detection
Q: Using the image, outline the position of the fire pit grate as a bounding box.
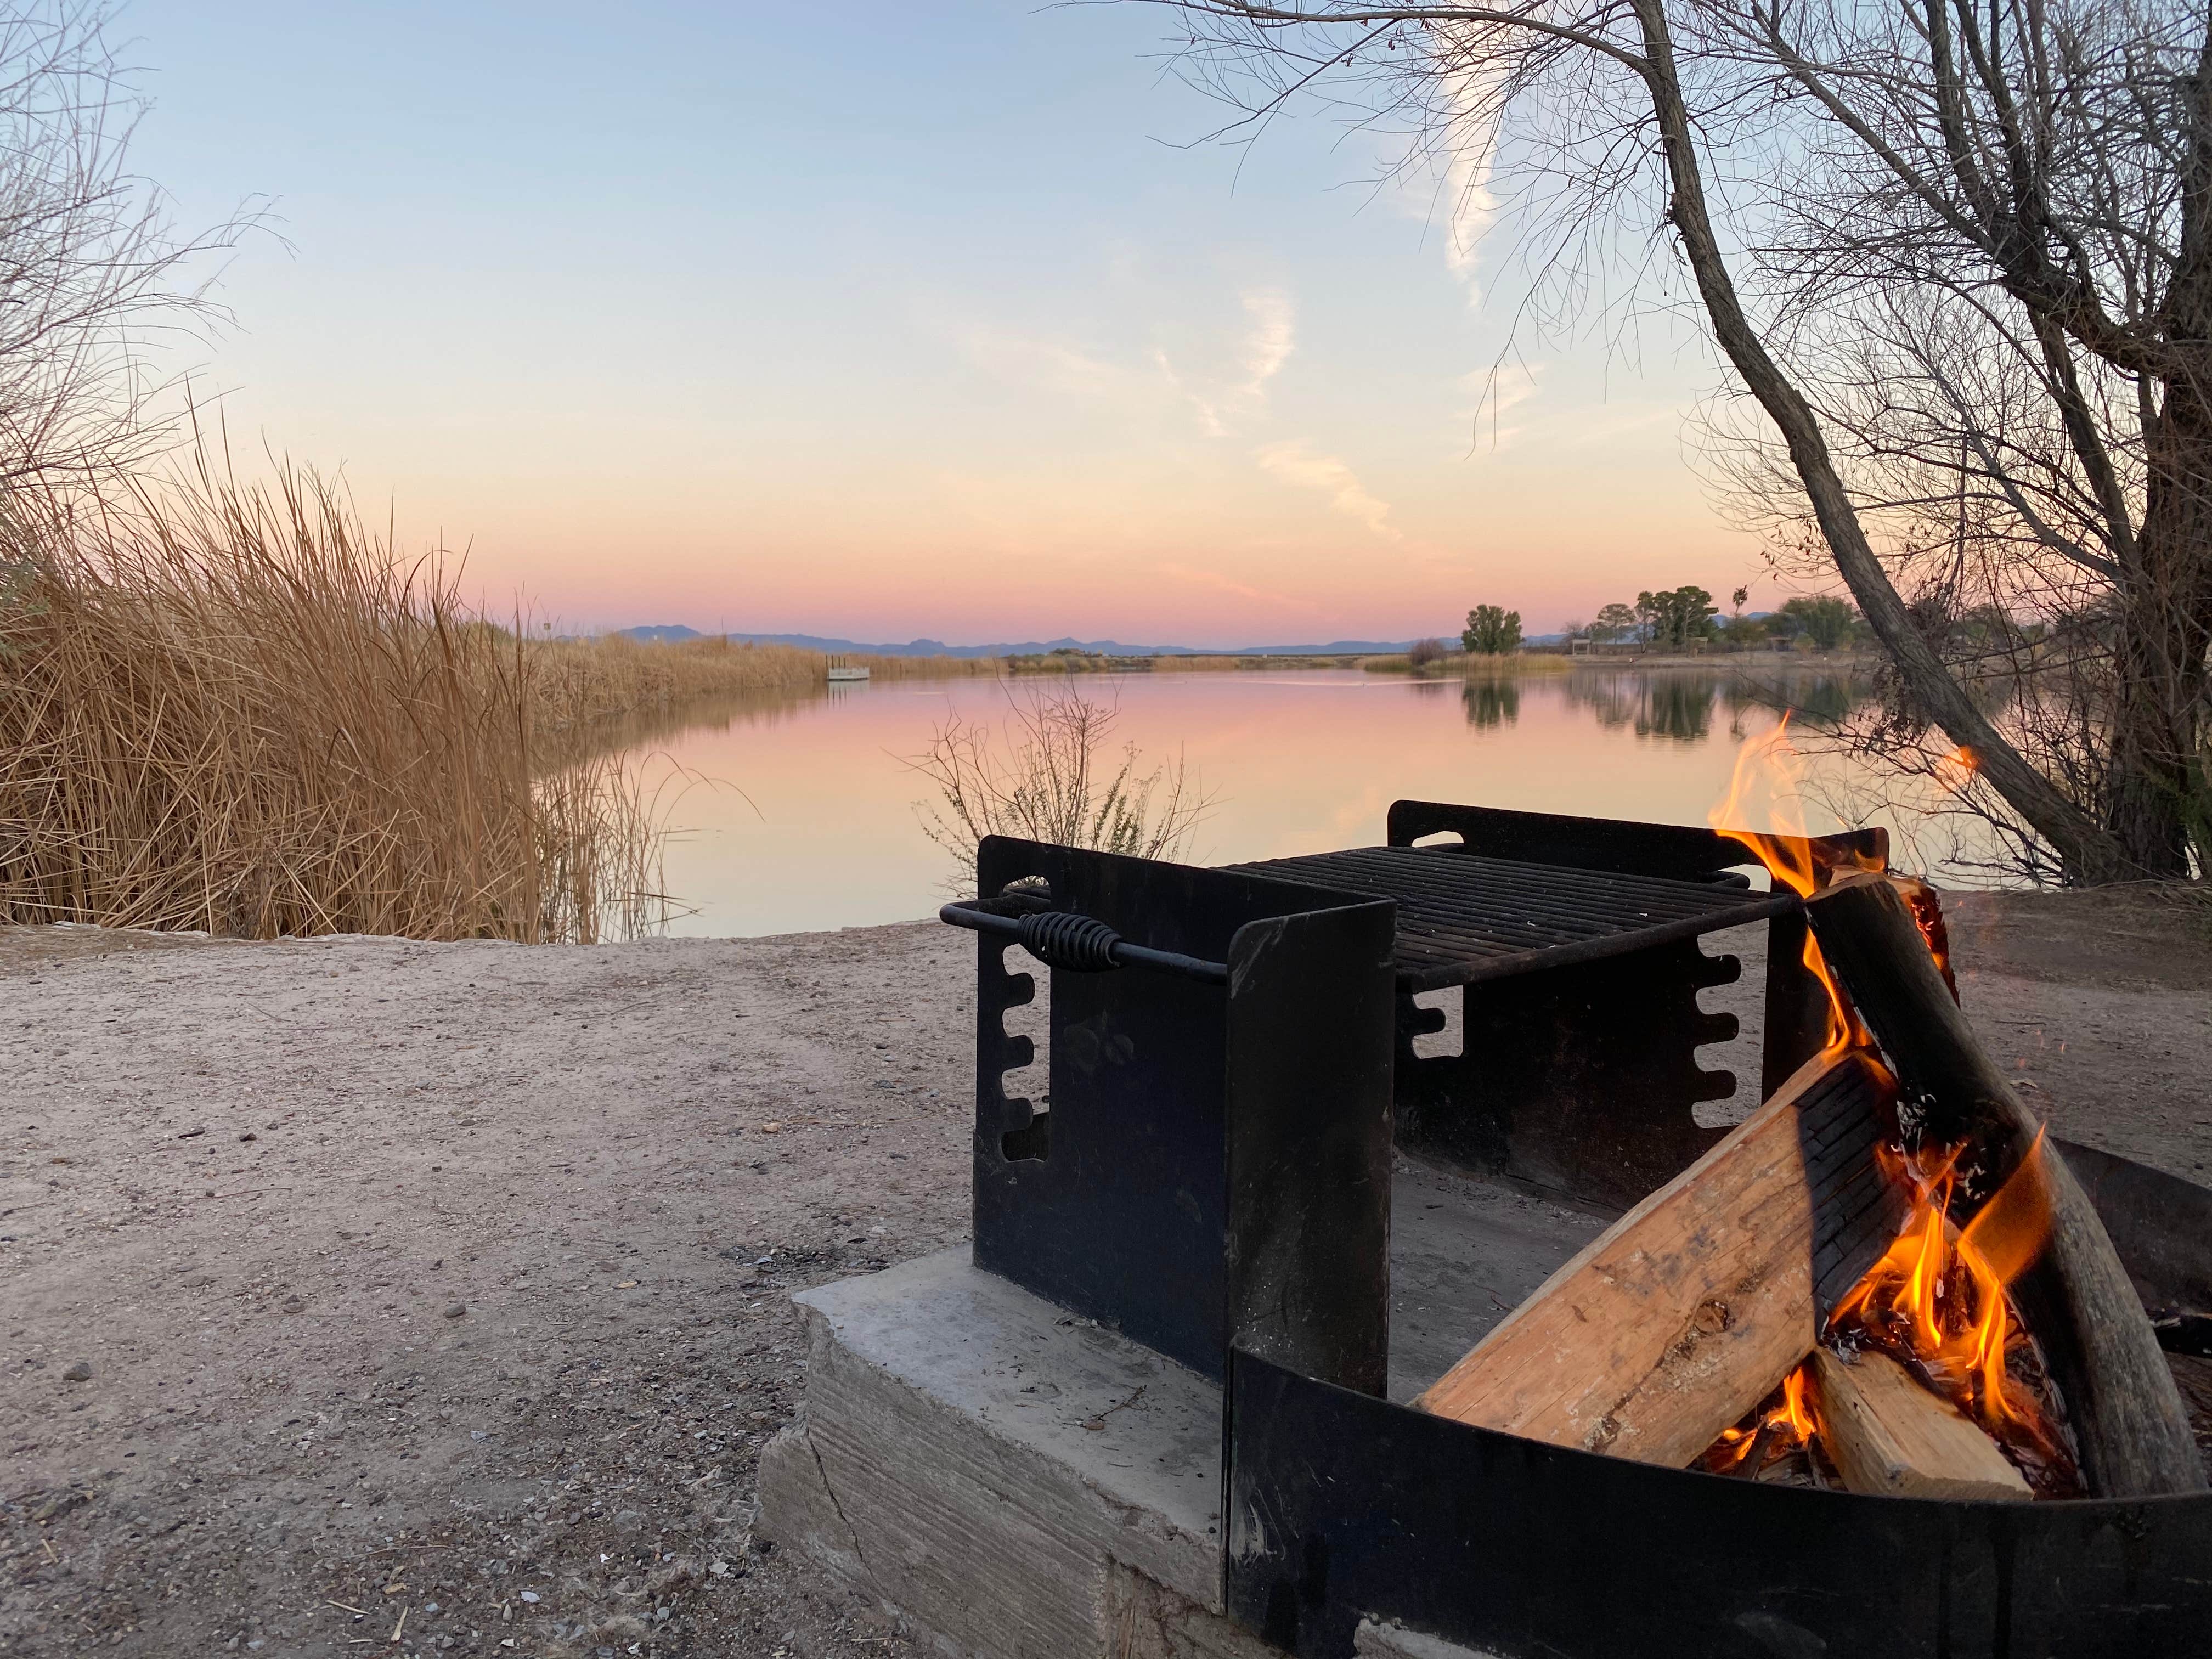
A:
[1231,843,1795,991]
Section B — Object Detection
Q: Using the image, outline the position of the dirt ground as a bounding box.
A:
[2,888,2207,1659]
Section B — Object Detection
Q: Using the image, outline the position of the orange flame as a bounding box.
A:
[1710,1139,2062,1484]
[1707,1363,1820,1474]
[1826,1133,2063,1462]
[1702,722,2062,1488]
[1707,717,1882,1054]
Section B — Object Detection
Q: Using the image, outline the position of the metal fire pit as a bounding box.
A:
[936,803,2212,1659]
[1226,1139,2212,1659]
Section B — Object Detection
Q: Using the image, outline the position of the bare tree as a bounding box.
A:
[0,1,260,487]
[1122,0,2210,881]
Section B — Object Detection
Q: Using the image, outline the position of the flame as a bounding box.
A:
[1707,1363,1819,1474]
[1708,1139,2063,1484]
[1707,716,1882,1054]
[1825,1133,2063,1463]
[1701,722,2063,1487]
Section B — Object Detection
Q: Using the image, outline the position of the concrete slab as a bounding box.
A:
[759,1160,1604,1657]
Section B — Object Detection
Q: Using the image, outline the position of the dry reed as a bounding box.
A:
[527,633,822,732]
[0,467,665,941]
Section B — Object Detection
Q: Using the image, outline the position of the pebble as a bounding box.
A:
[282,1298,304,1313]
[61,1359,91,1383]
[445,1301,467,1318]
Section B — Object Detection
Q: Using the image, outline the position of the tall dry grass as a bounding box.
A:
[526,636,995,735]
[0,468,664,941]
[527,633,822,732]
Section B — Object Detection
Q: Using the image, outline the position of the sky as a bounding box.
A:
[125,1,1778,646]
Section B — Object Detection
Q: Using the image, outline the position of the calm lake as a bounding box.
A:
[614,665,1972,938]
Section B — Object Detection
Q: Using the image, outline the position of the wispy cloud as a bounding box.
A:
[1237,287,1295,399]
[1409,61,1507,304]
[1156,286,1297,437]
[1255,441,1401,541]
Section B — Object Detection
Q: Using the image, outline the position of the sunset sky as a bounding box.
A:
[131,1,1782,646]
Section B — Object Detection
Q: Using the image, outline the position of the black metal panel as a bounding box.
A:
[2056,1140,2212,1317]
[1226,1347,2212,1659]
[1224,899,1398,1400]
[970,836,1387,1382]
[1761,905,1836,1097]
[1393,938,1739,1213]
[1384,798,1888,884]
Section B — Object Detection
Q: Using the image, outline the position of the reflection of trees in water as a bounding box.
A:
[1561,667,1878,744]
[1561,670,1716,742]
[534,684,830,776]
[1720,670,1875,729]
[1463,676,1520,729]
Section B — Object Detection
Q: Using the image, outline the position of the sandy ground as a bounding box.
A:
[2,888,2207,1659]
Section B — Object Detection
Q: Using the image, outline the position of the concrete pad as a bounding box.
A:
[758,1248,1262,1658]
[760,1161,1604,1657]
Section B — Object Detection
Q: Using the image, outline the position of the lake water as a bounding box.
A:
[614,665,1965,938]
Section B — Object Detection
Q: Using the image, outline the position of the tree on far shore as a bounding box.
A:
[1462,605,1522,656]
[1636,586,1718,652]
[1779,595,1858,653]
[1589,603,1638,645]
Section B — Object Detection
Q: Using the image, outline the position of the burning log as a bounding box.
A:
[1808,1347,2031,1501]
[1413,1048,1901,1468]
[1805,873,2207,1499]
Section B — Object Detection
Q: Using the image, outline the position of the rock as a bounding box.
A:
[61,1359,91,1383]
[614,1509,644,1531]
[282,1298,305,1313]
[445,1302,467,1318]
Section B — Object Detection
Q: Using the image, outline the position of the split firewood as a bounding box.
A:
[1805,873,2206,1499]
[1414,1048,1903,1468]
[1807,1347,2031,1502]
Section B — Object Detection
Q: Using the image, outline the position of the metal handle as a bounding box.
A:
[938,900,1228,985]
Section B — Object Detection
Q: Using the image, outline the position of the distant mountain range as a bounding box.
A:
[614,625,1429,658]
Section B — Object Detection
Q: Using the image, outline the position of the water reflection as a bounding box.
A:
[537,683,830,774]
[595,663,1962,938]
[1558,667,1873,744]
[1464,676,1521,729]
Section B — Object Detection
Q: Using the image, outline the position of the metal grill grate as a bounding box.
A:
[1232,844,1794,990]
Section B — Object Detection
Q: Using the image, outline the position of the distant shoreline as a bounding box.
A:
[990,647,1882,675]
